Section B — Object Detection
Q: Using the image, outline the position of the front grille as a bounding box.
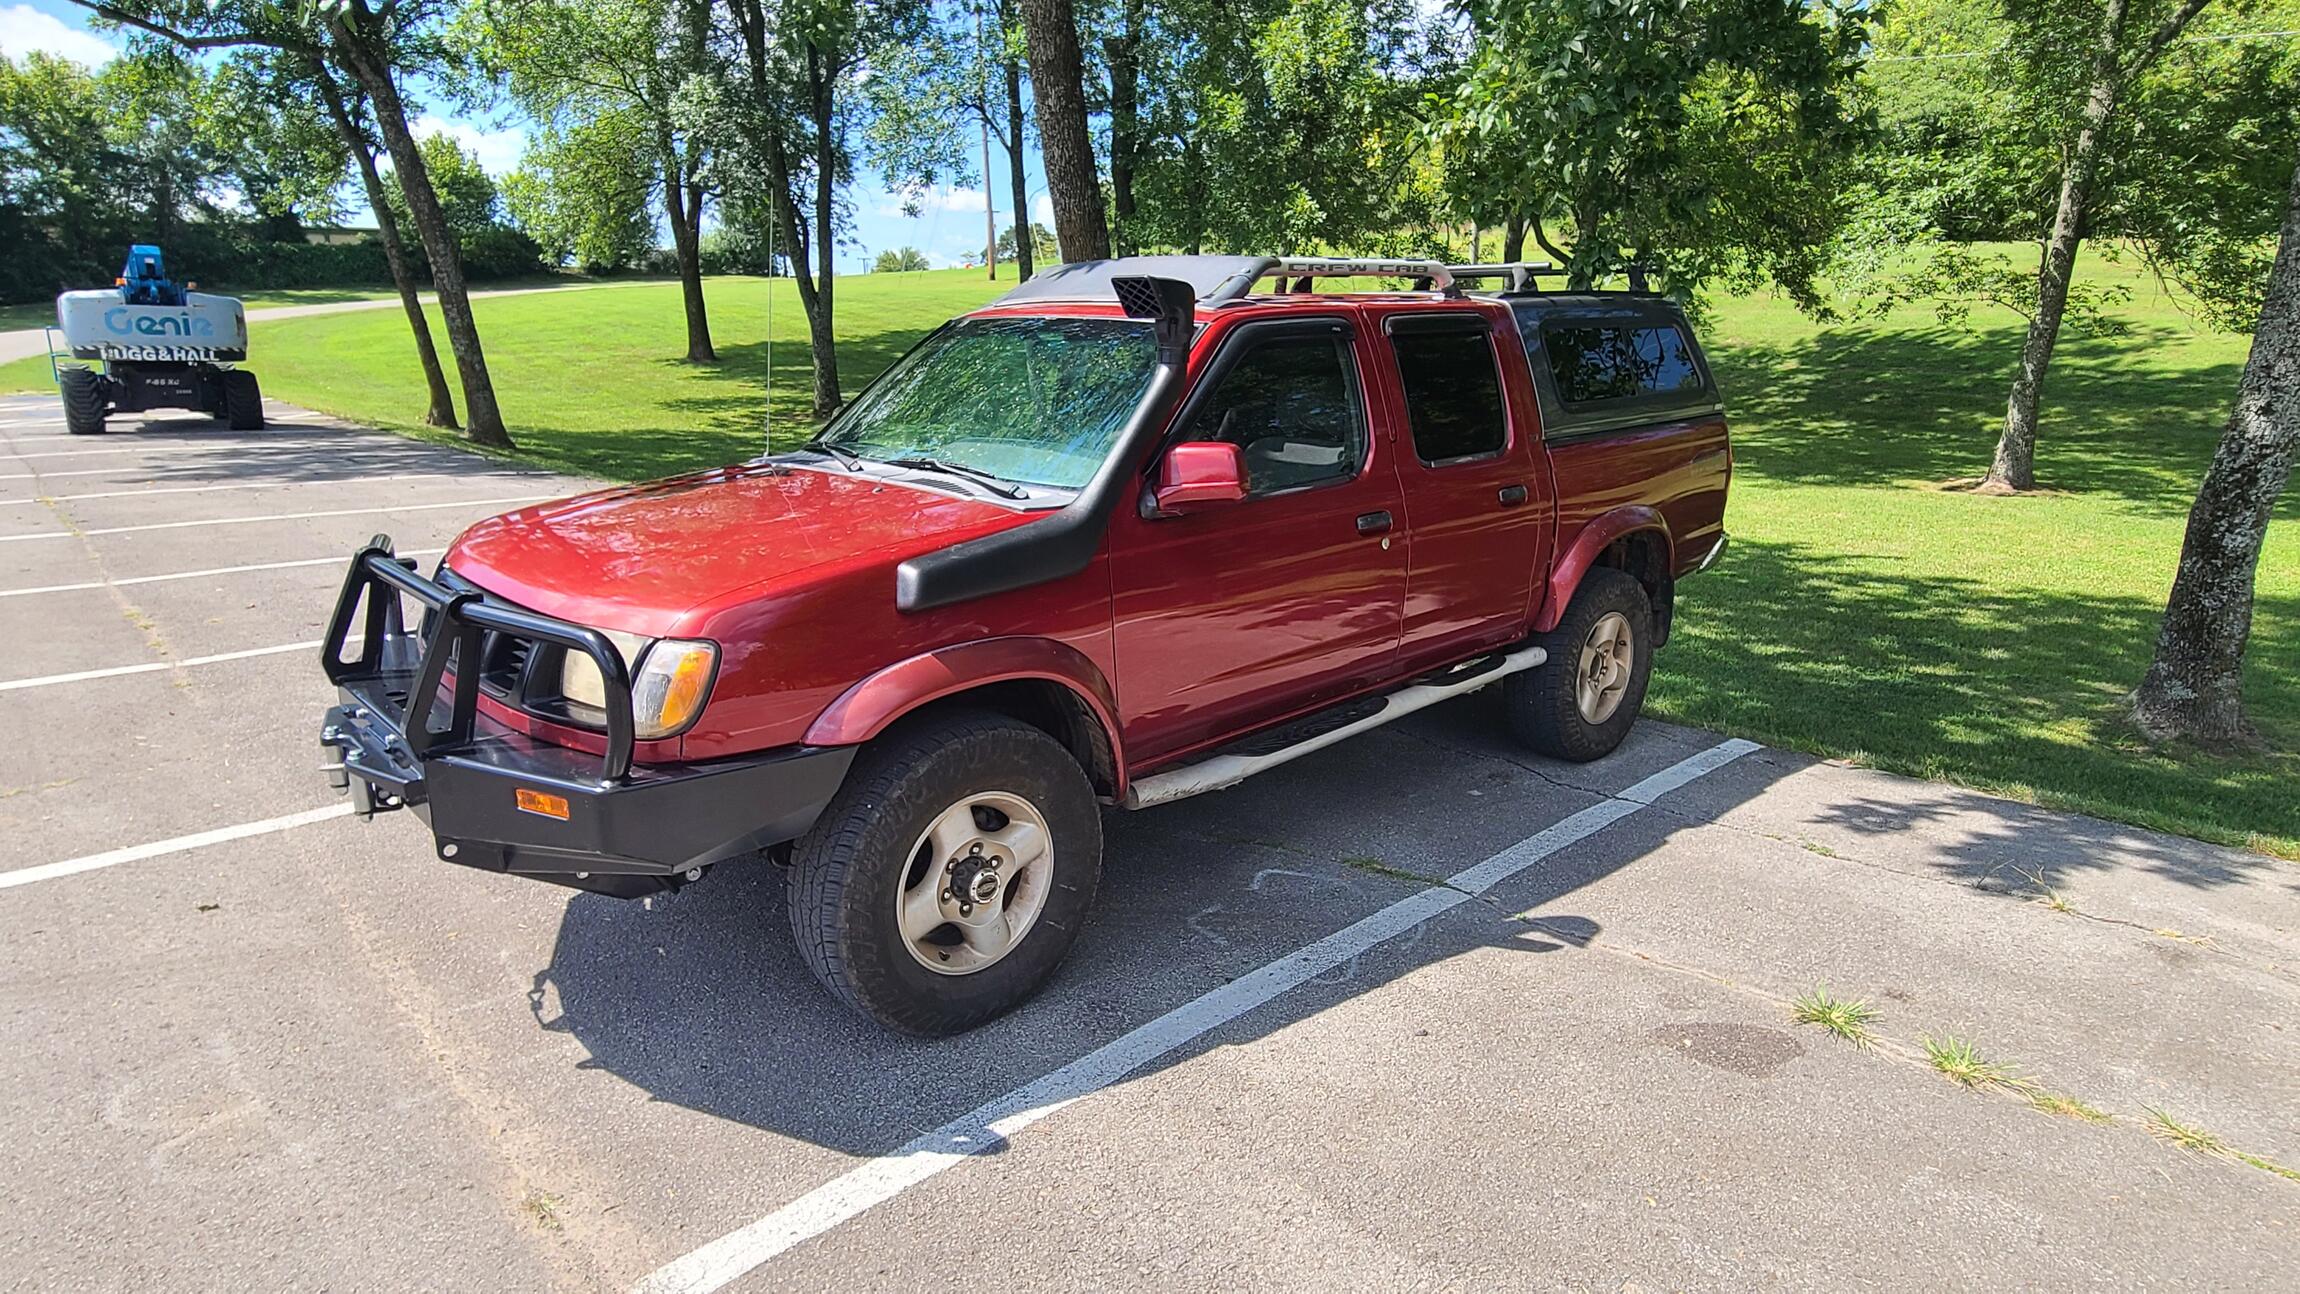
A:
[477,632,533,697]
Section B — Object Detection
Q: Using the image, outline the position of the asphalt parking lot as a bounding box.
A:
[2,391,2295,1292]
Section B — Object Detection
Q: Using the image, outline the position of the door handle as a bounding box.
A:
[1498,484,1529,507]
[1355,510,1393,536]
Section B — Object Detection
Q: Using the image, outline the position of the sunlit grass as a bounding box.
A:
[1922,1034,2034,1091]
[1790,984,1880,1048]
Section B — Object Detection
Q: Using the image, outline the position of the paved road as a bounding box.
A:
[0,279,671,366]
[0,393,2293,1290]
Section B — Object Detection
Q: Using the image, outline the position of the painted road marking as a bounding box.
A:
[0,494,550,543]
[3,441,347,460]
[0,453,484,483]
[0,472,541,505]
[0,639,321,692]
[0,804,353,891]
[630,737,1762,1294]
[0,549,442,599]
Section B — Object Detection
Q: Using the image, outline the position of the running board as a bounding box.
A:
[1122,643,1548,809]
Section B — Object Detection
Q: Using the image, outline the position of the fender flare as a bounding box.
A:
[804,636,1128,793]
[1537,506,1673,633]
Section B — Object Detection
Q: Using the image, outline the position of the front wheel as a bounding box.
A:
[1505,567,1656,762]
[789,711,1103,1035]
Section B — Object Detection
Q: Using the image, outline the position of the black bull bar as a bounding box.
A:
[313,535,854,897]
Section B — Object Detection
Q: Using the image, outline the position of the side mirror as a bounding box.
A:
[1151,442,1247,516]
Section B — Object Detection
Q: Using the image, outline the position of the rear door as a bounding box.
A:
[1108,314,1406,765]
[1376,307,1550,668]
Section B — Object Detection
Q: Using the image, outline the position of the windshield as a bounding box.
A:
[818,316,1158,490]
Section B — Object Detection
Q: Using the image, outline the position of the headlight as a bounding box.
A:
[629,638,718,739]
[559,633,718,740]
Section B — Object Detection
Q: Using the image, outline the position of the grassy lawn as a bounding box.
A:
[0,274,678,332]
[2,260,2291,857]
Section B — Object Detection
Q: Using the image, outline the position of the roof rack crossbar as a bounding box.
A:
[1446,262,1561,292]
[1204,256,1462,303]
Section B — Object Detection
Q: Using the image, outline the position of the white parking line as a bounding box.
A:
[0,453,476,482]
[0,639,321,692]
[0,472,531,505]
[4,440,346,460]
[630,737,1761,1294]
[0,804,353,891]
[0,493,550,543]
[0,549,442,598]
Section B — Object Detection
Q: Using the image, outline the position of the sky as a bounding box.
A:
[0,0,1051,274]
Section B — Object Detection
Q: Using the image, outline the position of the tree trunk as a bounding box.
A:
[1501,213,1527,264]
[1101,0,1141,256]
[311,62,456,429]
[724,0,841,419]
[1019,0,1109,262]
[1003,32,1033,280]
[1985,0,2134,492]
[658,128,716,363]
[808,52,842,417]
[2130,144,2300,746]
[331,13,512,449]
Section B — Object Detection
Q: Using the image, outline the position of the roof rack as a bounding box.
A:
[1207,256,1461,303]
[1447,262,1561,293]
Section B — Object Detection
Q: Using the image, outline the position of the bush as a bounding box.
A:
[699,223,777,276]
[456,225,549,281]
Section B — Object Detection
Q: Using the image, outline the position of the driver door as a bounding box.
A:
[1107,316,1407,766]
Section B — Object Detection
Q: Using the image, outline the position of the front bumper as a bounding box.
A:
[317,536,854,898]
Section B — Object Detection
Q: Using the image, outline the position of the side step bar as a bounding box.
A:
[1122,643,1549,809]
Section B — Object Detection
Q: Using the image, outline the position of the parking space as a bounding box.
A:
[1,394,2294,1290]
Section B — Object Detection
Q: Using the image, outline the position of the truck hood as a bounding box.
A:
[443,463,1037,635]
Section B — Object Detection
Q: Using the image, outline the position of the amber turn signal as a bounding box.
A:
[515,788,571,820]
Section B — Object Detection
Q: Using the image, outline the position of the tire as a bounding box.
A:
[789,710,1103,1035]
[59,368,106,436]
[1505,567,1655,762]
[221,369,264,430]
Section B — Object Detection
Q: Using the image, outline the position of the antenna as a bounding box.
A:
[763,208,775,451]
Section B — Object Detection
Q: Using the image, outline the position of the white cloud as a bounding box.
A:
[411,114,528,178]
[1031,193,1055,228]
[0,4,117,66]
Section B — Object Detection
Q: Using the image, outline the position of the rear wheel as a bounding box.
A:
[221,369,264,430]
[1505,567,1655,762]
[59,368,106,436]
[789,711,1102,1035]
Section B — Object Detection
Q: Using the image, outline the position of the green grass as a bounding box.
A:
[1922,1034,2034,1090]
[2,255,2293,860]
[1790,984,1881,1047]
[0,286,403,331]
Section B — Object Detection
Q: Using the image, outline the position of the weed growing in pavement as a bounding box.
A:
[1922,1034,2034,1090]
[1790,985,1880,1048]
[2143,1107,2231,1156]
[1339,855,1452,888]
[522,1189,565,1231]
[2027,1090,2114,1124]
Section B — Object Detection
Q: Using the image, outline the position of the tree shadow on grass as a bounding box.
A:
[1712,321,2269,516]
[1652,536,2300,857]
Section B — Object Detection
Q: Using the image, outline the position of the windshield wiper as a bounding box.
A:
[802,437,864,470]
[882,456,1028,500]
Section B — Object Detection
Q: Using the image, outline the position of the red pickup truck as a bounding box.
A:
[319,256,1729,1034]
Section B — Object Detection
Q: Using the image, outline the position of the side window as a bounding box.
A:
[1544,324,1703,405]
[1391,327,1508,464]
[1178,335,1365,495]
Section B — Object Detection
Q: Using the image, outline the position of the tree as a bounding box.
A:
[502,120,658,273]
[384,131,504,239]
[871,246,932,271]
[1981,0,2219,492]
[200,51,350,242]
[1437,0,1872,306]
[308,56,458,429]
[1019,0,1108,260]
[2130,142,2300,746]
[996,220,1057,266]
[465,0,718,362]
[74,0,516,448]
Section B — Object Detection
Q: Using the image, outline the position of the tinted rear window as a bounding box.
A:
[1391,329,1507,462]
[1544,324,1704,405]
